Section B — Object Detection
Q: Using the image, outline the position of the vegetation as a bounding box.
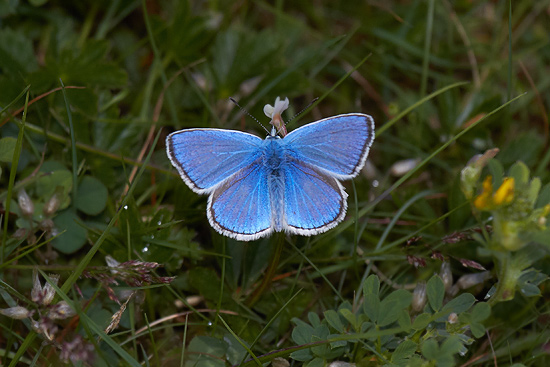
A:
[1,0,549,366]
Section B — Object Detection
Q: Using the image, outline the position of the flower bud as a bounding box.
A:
[42,274,60,306]
[48,301,76,319]
[461,149,499,199]
[31,319,40,332]
[43,192,61,216]
[0,306,33,319]
[17,189,34,217]
[390,158,420,177]
[32,271,60,306]
[411,281,427,312]
[272,358,290,367]
[38,317,58,341]
[439,262,453,293]
[456,271,492,290]
[328,362,355,367]
[448,312,458,324]
[31,270,41,303]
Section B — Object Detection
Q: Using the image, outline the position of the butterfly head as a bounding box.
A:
[264,97,289,137]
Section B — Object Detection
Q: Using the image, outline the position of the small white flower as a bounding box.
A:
[263,97,289,119]
[263,97,289,136]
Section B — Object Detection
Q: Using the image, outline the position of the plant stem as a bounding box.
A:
[488,251,521,305]
[247,233,285,306]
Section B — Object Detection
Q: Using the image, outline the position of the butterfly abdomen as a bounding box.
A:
[263,138,286,232]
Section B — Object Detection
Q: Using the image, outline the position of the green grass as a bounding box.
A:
[1,1,550,366]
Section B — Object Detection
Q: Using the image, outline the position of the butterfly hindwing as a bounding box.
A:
[282,158,347,235]
[166,129,263,193]
[283,114,375,178]
[207,161,273,241]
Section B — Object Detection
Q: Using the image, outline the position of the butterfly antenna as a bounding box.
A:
[229,97,270,134]
[285,97,319,126]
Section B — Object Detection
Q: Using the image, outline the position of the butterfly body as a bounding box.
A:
[167,111,375,241]
[262,137,286,231]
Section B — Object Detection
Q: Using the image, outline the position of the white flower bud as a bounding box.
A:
[412,281,427,312]
[42,274,60,306]
[17,189,34,217]
[448,312,458,324]
[272,357,290,367]
[0,306,32,319]
[32,271,60,306]
[439,262,453,292]
[43,192,61,216]
[456,271,492,290]
[390,158,420,177]
[48,301,76,319]
[31,270,42,303]
[328,362,356,367]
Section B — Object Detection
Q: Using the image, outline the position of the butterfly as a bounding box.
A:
[166,97,375,241]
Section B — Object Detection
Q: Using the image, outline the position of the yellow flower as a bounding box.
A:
[474,176,494,210]
[493,177,514,205]
[474,176,515,210]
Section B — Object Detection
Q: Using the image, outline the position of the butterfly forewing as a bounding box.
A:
[283,114,375,178]
[167,129,263,193]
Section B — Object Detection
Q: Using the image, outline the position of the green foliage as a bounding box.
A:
[427,275,445,311]
[288,275,489,366]
[0,137,17,162]
[75,176,108,215]
[185,334,248,367]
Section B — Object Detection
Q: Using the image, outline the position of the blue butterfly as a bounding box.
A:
[166,97,375,241]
